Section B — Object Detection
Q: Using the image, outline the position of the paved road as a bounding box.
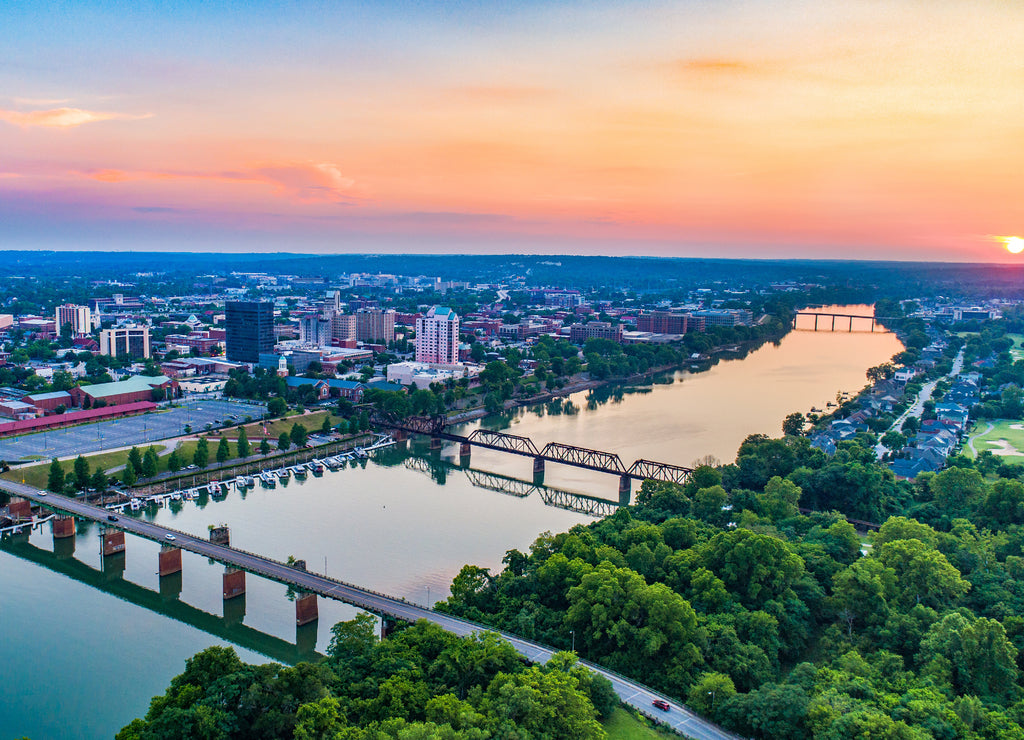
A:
[0,480,740,740]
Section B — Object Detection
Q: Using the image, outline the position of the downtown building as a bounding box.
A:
[415,306,460,364]
[355,308,396,344]
[225,301,274,363]
[99,325,151,359]
[55,304,93,336]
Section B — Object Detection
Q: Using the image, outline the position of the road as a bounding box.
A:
[0,480,740,740]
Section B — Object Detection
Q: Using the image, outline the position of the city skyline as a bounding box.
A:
[2,0,1022,262]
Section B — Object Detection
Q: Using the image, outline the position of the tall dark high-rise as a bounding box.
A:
[225,301,274,362]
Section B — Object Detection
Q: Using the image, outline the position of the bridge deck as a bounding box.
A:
[0,480,739,740]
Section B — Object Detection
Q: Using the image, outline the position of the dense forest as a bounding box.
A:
[117,616,618,740]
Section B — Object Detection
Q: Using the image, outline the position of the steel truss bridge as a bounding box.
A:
[374,413,694,484]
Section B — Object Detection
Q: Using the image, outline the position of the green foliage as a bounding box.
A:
[259,438,271,456]
[290,422,308,448]
[193,437,209,468]
[122,624,611,740]
[127,446,143,475]
[278,431,290,451]
[142,447,159,478]
[236,427,250,458]
[73,454,90,490]
[166,449,182,473]
[47,458,65,492]
[216,436,230,463]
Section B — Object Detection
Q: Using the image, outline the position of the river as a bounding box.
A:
[0,305,901,740]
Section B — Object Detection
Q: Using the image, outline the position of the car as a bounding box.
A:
[165,534,176,541]
[38,491,47,496]
[185,464,197,470]
[652,699,670,712]
[107,514,118,522]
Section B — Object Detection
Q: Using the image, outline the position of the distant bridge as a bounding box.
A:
[792,311,897,333]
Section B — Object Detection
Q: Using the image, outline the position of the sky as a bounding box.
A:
[1,0,1022,262]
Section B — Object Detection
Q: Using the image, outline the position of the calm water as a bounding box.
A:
[0,305,901,740]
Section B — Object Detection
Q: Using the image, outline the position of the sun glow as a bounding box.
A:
[1004,236,1024,254]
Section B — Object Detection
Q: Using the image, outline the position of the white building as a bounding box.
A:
[55,304,92,336]
[99,325,151,359]
[415,306,459,364]
[299,315,332,346]
[387,361,478,387]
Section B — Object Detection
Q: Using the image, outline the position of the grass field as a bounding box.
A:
[603,708,674,739]
[1007,333,1024,362]
[968,418,1024,459]
[2,445,172,488]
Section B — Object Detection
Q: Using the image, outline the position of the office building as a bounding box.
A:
[569,321,623,344]
[55,304,92,336]
[356,308,396,344]
[636,312,688,335]
[99,325,151,359]
[299,315,333,346]
[225,301,274,362]
[415,306,460,364]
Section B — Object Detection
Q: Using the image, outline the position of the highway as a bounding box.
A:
[0,479,741,740]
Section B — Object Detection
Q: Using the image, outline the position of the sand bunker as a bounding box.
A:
[983,438,1024,457]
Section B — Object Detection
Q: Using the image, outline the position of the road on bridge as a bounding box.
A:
[0,479,740,740]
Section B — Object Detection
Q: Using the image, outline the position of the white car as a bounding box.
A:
[165,534,176,541]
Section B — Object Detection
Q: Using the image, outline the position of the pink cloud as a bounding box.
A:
[0,107,152,128]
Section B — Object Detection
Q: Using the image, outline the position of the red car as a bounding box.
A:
[652,699,671,711]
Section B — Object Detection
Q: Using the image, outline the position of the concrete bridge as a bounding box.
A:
[0,480,740,740]
[792,311,896,332]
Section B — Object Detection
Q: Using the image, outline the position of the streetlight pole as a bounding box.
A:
[708,690,715,710]
[570,629,575,653]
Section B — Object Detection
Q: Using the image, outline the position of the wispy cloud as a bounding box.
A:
[0,107,152,128]
[70,161,364,205]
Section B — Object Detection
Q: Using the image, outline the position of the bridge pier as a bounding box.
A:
[223,567,246,599]
[459,441,471,458]
[53,515,76,540]
[533,457,545,475]
[158,545,182,576]
[379,615,398,640]
[619,475,631,499]
[393,429,407,443]
[209,526,230,546]
[8,498,32,520]
[429,436,442,452]
[814,314,819,330]
[101,528,125,557]
[295,593,318,626]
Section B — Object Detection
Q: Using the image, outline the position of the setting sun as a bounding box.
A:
[1004,236,1024,254]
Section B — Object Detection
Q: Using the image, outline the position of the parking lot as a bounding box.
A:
[0,399,267,463]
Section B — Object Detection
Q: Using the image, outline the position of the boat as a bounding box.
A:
[235,478,247,491]
[244,476,256,487]
[324,457,341,470]
[354,447,369,459]
[260,472,276,488]
[129,498,141,511]
[292,465,307,479]
[311,460,325,475]
[209,481,224,497]
[275,468,290,479]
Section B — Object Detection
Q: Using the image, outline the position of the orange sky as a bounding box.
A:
[1,0,1022,260]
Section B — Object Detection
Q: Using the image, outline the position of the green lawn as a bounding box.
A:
[3,445,171,488]
[968,418,1024,459]
[1007,333,1024,362]
[604,708,674,739]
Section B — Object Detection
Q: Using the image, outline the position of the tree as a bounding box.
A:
[278,431,291,451]
[919,613,1019,700]
[47,458,65,493]
[166,449,182,473]
[90,468,108,492]
[290,423,308,448]
[320,415,332,435]
[782,412,805,437]
[127,446,143,476]
[267,397,287,417]
[216,436,231,463]
[73,455,90,490]
[260,438,271,456]
[687,671,737,718]
[142,447,159,478]
[236,427,250,458]
[881,430,907,451]
[122,463,137,486]
[193,437,209,469]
